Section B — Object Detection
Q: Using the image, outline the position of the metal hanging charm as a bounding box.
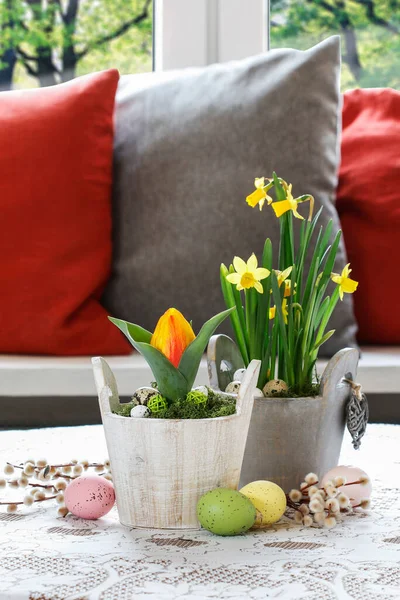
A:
[343,378,369,450]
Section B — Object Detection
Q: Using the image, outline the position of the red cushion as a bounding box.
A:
[337,88,400,344]
[0,70,131,355]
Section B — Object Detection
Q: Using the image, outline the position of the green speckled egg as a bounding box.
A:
[197,488,256,536]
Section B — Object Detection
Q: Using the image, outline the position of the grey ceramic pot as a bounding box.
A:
[207,336,360,492]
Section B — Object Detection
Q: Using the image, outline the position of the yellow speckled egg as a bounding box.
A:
[239,480,286,527]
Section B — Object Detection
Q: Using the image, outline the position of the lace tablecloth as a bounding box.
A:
[0,424,399,600]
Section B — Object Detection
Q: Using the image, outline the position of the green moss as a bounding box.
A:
[113,386,237,419]
[150,387,237,419]
[112,400,138,417]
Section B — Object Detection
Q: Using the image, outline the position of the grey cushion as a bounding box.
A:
[103,36,358,356]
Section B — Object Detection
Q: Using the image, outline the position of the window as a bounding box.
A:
[0,0,153,91]
[270,0,400,90]
[2,0,394,93]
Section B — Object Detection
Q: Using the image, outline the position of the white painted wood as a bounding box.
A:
[154,0,266,71]
[218,0,268,62]
[154,0,210,70]
[92,357,261,529]
[0,346,398,396]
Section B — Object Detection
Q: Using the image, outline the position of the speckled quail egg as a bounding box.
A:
[130,405,150,418]
[132,386,159,406]
[193,385,209,397]
[233,368,247,382]
[263,379,288,397]
[225,380,241,394]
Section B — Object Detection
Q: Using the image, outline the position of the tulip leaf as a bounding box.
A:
[108,317,152,344]
[178,307,236,390]
[132,341,189,401]
[109,316,188,401]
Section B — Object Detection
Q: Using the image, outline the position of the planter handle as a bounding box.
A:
[320,347,360,399]
[236,359,261,418]
[207,334,245,391]
[92,356,121,415]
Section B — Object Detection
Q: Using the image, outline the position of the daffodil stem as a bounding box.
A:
[270,322,278,380]
[259,334,272,389]
[245,290,257,359]
[271,272,294,386]
[232,286,250,357]
[312,287,340,359]
[220,265,250,366]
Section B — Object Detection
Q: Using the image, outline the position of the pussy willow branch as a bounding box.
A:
[0,495,57,506]
[7,462,105,470]
[285,477,363,514]
[27,482,56,490]
[58,472,107,480]
[285,494,350,515]
[342,479,365,487]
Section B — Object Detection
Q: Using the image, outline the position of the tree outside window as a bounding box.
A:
[0,0,153,91]
[270,0,399,89]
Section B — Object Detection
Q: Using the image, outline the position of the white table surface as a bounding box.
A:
[0,424,399,600]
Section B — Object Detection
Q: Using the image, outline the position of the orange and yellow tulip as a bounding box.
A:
[151,308,195,367]
[110,306,234,401]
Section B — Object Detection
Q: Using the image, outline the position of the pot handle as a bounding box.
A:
[92,357,121,416]
[236,359,261,418]
[320,347,360,397]
[207,334,245,391]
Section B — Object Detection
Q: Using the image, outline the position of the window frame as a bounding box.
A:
[154,0,268,71]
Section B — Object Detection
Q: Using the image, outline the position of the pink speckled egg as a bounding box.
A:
[64,475,115,519]
[321,466,372,507]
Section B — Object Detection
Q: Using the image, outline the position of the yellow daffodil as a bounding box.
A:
[269,299,289,324]
[274,267,293,297]
[282,298,289,324]
[246,177,273,211]
[272,184,314,222]
[151,308,195,367]
[284,280,292,297]
[272,184,303,219]
[331,264,359,301]
[226,254,270,294]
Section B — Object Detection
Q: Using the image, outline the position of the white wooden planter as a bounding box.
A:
[92,356,260,529]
